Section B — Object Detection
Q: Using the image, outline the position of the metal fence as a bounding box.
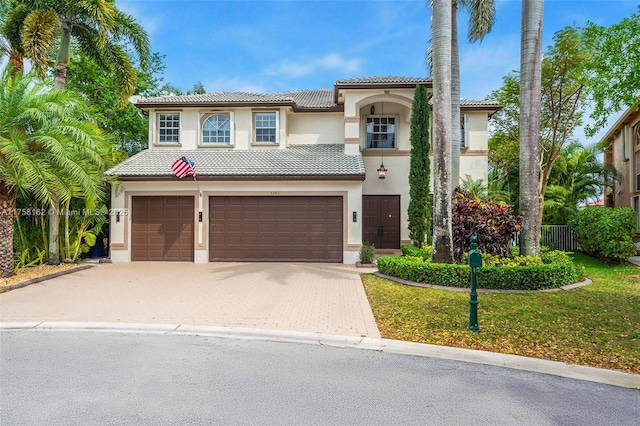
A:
[510,225,580,251]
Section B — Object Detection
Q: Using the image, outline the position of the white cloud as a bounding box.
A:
[266,53,362,78]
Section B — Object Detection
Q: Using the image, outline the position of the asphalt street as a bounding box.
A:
[1,330,638,425]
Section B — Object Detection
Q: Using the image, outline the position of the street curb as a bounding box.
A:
[1,321,638,389]
[0,264,95,291]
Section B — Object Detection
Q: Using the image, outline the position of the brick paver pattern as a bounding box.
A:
[0,263,380,338]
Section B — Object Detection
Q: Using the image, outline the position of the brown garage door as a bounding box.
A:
[131,196,194,261]
[209,196,343,262]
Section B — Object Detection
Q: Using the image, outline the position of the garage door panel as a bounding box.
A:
[131,196,194,261]
[209,196,342,262]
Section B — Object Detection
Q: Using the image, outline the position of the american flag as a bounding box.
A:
[171,156,197,179]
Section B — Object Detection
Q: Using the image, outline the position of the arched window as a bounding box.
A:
[202,114,231,144]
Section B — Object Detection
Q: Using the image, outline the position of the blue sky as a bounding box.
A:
[116,0,638,140]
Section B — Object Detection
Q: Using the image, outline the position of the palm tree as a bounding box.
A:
[18,0,150,101]
[543,141,617,224]
[518,0,544,256]
[451,0,496,188]
[0,0,34,75]
[12,0,148,263]
[431,0,454,263]
[0,65,111,274]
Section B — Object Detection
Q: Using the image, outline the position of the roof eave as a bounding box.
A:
[600,99,640,144]
[134,100,298,110]
[333,81,433,104]
[113,174,366,181]
[134,100,343,112]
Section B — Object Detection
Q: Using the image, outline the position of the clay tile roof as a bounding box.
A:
[335,76,432,85]
[106,144,366,178]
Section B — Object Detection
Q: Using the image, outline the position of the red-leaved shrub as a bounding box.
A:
[452,188,523,263]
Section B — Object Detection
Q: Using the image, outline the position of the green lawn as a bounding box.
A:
[362,253,640,374]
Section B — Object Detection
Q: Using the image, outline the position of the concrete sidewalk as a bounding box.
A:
[0,262,380,338]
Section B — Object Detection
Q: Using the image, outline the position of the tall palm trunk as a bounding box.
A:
[431,0,454,263]
[54,21,72,90]
[47,21,72,264]
[0,181,16,277]
[519,0,544,256]
[451,1,461,189]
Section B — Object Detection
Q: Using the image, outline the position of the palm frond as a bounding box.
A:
[462,0,496,43]
[20,8,58,78]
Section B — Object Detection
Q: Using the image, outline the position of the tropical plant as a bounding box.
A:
[16,0,150,101]
[451,187,522,262]
[518,0,544,256]
[64,203,109,261]
[460,175,487,200]
[0,0,34,75]
[0,65,112,273]
[10,0,148,263]
[543,141,615,224]
[408,84,431,247]
[431,0,454,263]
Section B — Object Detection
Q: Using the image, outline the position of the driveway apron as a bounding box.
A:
[0,263,380,338]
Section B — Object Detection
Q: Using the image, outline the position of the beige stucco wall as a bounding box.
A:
[110,180,363,264]
[148,107,292,150]
[129,87,495,261]
[287,112,344,145]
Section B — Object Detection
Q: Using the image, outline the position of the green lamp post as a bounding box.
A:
[468,235,483,332]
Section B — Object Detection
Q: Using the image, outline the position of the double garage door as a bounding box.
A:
[131,196,343,262]
[209,196,343,262]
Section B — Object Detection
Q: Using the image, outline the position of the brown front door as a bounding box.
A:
[363,195,400,249]
[131,196,194,261]
[209,196,343,262]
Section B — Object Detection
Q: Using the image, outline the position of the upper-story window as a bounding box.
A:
[460,113,469,148]
[202,113,232,145]
[158,113,180,143]
[636,150,640,192]
[254,111,278,144]
[366,116,396,148]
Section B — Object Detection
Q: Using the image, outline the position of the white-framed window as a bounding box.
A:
[366,116,396,148]
[460,113,469,148]
[157,113,180,143]
[201,113,233,145]
[253,111,279,144]
[635,150,640,192]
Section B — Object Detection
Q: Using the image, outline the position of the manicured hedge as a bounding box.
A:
[376,256,580,290]
[568,207,637,264]
[400,245,431,260]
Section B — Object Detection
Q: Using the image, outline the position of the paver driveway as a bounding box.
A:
[0,263,380,338]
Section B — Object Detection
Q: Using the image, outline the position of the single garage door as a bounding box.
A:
[131,196,194,261]
[209,196,343,262]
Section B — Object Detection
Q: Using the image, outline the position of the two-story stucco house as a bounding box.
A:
[106,76,500,263]
[601,99,640,240]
